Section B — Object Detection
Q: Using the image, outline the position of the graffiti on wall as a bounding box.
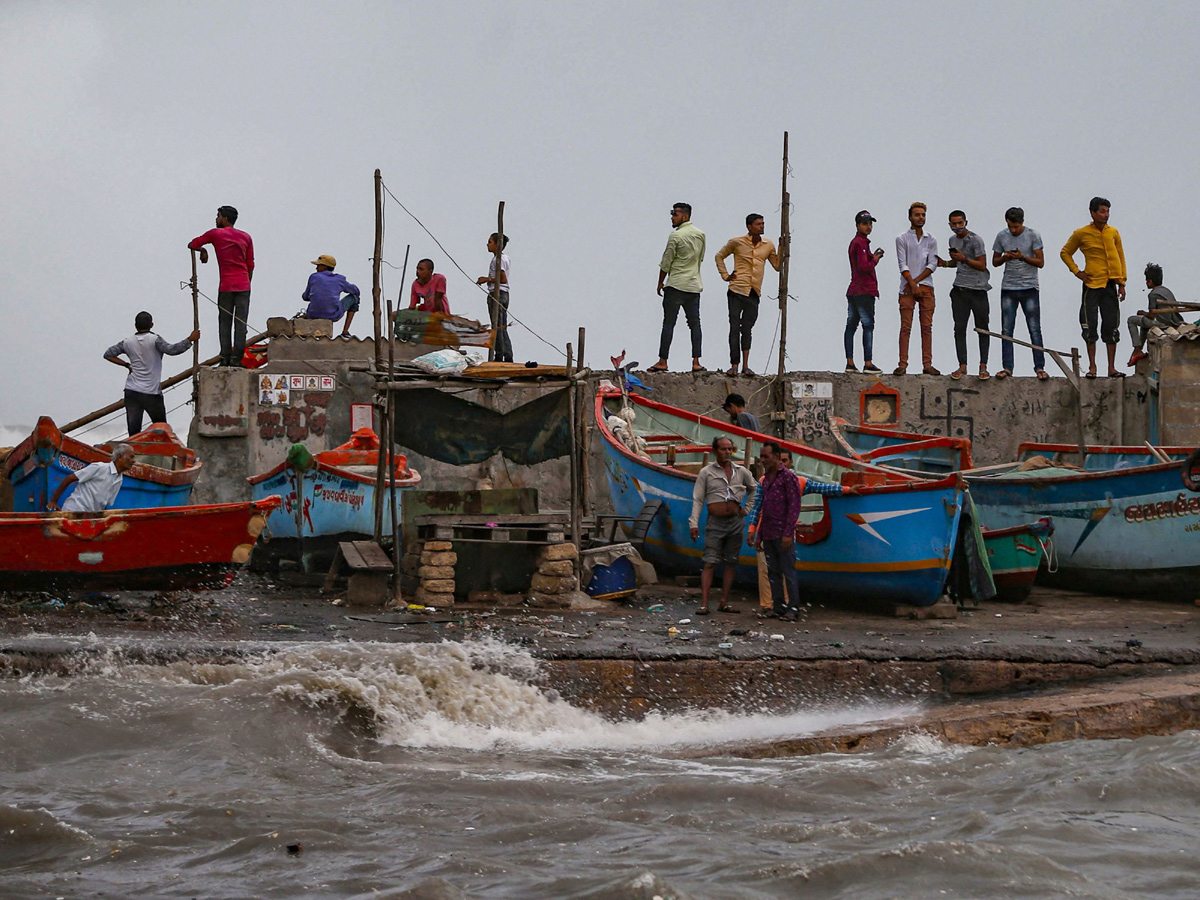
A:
[918,385,979,442]
[792,398,833,444]
[256,392,332,443]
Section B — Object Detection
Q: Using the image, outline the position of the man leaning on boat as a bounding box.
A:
[689,436,756,616]
[46,445,136,513]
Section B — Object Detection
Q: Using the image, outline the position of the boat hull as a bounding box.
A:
[0,498,279,591]
[970,464,1200,598]
[597,393,967,607]
[982,518,1053,602]
[249,462,414,540]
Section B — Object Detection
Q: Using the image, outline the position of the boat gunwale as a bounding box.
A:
[245,456,422,488]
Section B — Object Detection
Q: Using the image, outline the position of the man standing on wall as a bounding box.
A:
[104,312,199,436]
[689,436,757,616]
[945,210,992,381]
[714,213,780,376]
[991,207,1046,380]
[1060,197,1127,378]
[894,202,940,376]
[189,205,254,367]
[845,210,884,374]
[649,203,706,373]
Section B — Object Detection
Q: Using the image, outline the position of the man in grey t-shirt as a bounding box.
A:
[991,206,1047,378]
[945,210,991,380]
[1128,262,1185,367]
[104,311,199,436]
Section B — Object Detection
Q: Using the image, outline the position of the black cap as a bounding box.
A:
[855,210,876,223]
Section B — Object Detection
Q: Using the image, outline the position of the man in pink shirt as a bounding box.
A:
[409,259,450,313]
[188,205,254,367]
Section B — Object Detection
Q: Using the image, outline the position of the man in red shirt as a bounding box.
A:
[845,210,884,373]
[189,206,254,367]
[409,259,450,314]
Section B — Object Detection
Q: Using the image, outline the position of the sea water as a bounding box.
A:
[2,639,1198,899]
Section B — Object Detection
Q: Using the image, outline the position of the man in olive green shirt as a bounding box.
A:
[650,202,706,373]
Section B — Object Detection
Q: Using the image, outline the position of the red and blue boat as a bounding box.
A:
[0,497,281,591]
[596,388,985,607]
[4,416,201,511]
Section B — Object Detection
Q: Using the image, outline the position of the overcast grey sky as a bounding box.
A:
[3,0,1198,441]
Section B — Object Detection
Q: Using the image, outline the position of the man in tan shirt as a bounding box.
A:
[714,213,781,376]
[689,436,757,615]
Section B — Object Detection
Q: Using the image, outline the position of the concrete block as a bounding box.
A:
[293,318,333,337]
[424,540,454,551]
[538,559,575,577]
[420,551,458,566]
[415,586,454,608]
[196,367,249,437]
[420,578,455,594]
[347,571,390,606]
[1162,384,1200,404]
[540,542,579,562]
[531,573,578,594]
[418,565,456,579]
[266,317,294,336]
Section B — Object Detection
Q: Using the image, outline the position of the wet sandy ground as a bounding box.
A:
[2,577,1199,669]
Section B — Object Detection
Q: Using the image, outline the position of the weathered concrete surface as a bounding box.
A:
[724,670,1200,757]
[1156,335,1200,446]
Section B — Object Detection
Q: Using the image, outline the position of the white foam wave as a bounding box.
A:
[140,640,919,754]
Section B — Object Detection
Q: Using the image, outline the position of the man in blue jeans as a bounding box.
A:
[991,207,1046,379]
[844,210,884,373]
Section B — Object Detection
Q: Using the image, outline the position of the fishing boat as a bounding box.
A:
[983,517,1054,602]
[832,419,1200,600]
[0,497,280,591]
[4,416,201,511]
[596,387,984,607]
[828,417,973,474]
[247,428,420,567]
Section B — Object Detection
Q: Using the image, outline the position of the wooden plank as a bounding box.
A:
[339,541,368,569]
[352,540,394,570]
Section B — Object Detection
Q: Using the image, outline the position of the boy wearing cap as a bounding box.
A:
[188,206,253,366]
[302,255,361,336]
[845,210,884,373]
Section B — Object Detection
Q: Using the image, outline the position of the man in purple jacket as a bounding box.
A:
[845,210,884,373]
[302,254,361,337]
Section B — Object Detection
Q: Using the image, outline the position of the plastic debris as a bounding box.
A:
[718,642,733,649]
[647,604,664,612]
[770,634,785,641]
[667,626,678,636]
[678,618,691,625]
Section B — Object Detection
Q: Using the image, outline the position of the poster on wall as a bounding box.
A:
[351,402,373,433]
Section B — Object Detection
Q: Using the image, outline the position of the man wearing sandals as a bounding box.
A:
[1060,197,1127,378]
[991,207,1046,380]
[714,213,780,375]
[689,436,757,615]
[652,203,707,373]
[895,202,941,376]
[944,211,992,381]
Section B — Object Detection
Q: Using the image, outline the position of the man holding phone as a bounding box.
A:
[943,210,992,380]
[845,210,883,373]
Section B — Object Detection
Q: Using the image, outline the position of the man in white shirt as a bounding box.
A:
[104,312,199,436]
[47,445,137,513]
[894,202,941,376]
[689,436,756,615]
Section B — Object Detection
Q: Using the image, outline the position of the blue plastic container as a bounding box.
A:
[584,555,637,599]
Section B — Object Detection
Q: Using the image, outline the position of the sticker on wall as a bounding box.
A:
[305,375,320,390]
[289,375,305,390]
[792,381,833,399]
[320,375,335,391]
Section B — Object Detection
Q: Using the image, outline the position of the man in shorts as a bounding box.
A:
[689,436,756,615]
[1060,197,1127,378]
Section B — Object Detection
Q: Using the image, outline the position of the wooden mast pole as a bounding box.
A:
[775,131,791,439]
[372,168,384,372]
[189,250,200,407]
[389,246,410,600]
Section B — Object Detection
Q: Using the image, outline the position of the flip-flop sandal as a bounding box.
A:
[717,605,738,614]
[646,364,668,373]
[1085,371,1097,379]
[695,607,710,616]
[742,368,756,376]
[725,367,738,376]
[691,366,708,374]
[1109,371,1127,378]
[996,370,1011,379]
[1035,370,1049,381]
[950,370,964,380]
[978,370,990,380]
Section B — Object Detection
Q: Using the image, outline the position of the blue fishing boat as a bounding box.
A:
[4,417,201,511]
[596,388,982,607]
[247,429,420,560]
[968,442,1200,598]
[829,417,973,475]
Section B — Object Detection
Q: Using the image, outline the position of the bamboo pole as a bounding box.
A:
[566,343,577,561]
[775,131,791,440]
[60,331,270,434]
[389,246,410,601]
[190,250,200,405]
[372,168,384,372]
[577,327,589,519]
[489,201,505,362]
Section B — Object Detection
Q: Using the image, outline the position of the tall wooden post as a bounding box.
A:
[577,326,589,519]
[372,168,384,372]
[388,246,410,600]
[489,201,505,362]
[774,131,792,439]
[1072,347,1087,457]
[189,250,200,408]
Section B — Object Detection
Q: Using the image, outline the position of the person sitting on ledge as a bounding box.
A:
[302,254,361,337]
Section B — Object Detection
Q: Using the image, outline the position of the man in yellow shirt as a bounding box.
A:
[714,214,781,376]
[1060,196,1127,378]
